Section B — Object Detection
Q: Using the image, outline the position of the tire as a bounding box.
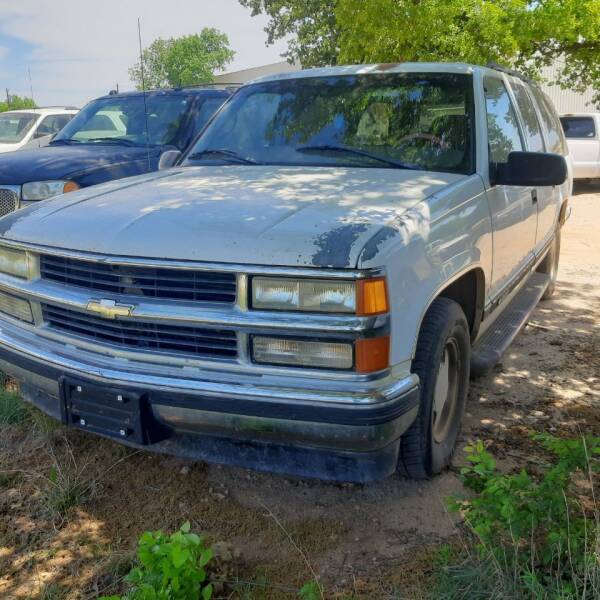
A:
[537,228,561,300]
[398,298,471,479]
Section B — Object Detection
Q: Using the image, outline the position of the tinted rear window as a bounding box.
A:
[560,116,596,139]
[530,87,567,154]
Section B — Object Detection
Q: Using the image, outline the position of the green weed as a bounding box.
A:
[441,434,600,599]
[0,387,30,425]
[101,522,214,600]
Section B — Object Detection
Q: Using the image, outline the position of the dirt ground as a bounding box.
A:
[0,184,599,599]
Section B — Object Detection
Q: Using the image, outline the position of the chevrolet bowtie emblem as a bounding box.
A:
[86,299,135,319]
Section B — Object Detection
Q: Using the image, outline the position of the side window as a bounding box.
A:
[530,87,567,154]
[560,116,597,139]
[511,83,545,152]
[37,115,70,136]
[484,76,523,164]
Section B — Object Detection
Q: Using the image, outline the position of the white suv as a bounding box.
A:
[0,63,572,482]
[560,113,600,180]
[0,107,79,153]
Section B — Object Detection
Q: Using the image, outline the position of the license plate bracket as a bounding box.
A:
[60,378,154,444]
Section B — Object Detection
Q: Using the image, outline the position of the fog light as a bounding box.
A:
[0,290,33,323]
[252,336,353,369]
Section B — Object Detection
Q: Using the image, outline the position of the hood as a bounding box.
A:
[0,143,20,154]
[0,165,465,268]
[0,143,162,185]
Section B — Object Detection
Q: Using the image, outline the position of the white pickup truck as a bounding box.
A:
[560,113,600,180]
[0,63,572,482]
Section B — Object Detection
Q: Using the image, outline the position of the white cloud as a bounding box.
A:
[0,0,287,106]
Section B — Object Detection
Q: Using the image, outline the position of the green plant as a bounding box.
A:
[40,441,95,524]
[101,522,214,600]
[446,434,600,598]
[0,388,30,425]
[298,580,322,600]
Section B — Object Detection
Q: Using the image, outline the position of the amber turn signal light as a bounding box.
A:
[356,278,388,316]
[355,336,390,373]
[63,181,80,194]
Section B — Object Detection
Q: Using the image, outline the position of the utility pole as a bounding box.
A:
[5,88,10,107]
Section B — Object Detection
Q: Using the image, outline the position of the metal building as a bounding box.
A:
[539,61,597,113]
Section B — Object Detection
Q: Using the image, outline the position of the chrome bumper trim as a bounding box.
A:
[0,317,417,407]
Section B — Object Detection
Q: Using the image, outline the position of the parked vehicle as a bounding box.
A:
[0,63,571,482]
[0,88,231,217]
[560,113,600,179]
[0,107,78,154]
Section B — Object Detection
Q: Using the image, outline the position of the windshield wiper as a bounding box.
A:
[49,138,82,145]
[296,145,416,170]
[86,137,140,147]
[187,149,259,165]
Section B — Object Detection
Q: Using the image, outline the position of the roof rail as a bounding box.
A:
[486,62,533,84]
[175,82,243,91]
[36,105,79,110]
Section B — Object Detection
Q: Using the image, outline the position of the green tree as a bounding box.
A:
[239,0,339,66]
[129,28,235,89]
[240,0,600,104]
[0,94,36,113]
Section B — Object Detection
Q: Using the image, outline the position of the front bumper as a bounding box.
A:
[0,317,419,482]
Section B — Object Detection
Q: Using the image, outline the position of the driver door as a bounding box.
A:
[483,75,537,301]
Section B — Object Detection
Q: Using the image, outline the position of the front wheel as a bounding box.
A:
[398,298,470,479]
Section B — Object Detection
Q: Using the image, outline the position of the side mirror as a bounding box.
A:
[158,150,182,171]
[494,151,568,187]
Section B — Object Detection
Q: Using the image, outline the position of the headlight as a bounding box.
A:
[251,277,388,315]
[21,180,80,201]
[0,246,30,279]
[251,335,390,372]
[252,337,354,369]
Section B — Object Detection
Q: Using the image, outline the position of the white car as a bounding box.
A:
[560,113,600,179]
[0,107,79,153]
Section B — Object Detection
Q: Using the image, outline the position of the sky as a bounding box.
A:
[0,0,288,107]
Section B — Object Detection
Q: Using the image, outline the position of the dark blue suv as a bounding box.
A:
[0,87,230,215]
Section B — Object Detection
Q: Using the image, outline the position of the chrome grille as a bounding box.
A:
[42,303,238,359]
[40,255,237,303]
[0,188,19,217]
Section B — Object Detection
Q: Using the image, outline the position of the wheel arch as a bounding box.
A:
[414,267,486,354]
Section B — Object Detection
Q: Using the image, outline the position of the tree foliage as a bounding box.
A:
[0,95,36,113]
[240,0,600,104]
[238,0,339,66]
[129,28,235,90]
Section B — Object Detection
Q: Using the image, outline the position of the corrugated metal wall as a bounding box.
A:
[539,61,598,114]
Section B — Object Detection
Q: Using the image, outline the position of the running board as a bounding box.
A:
[471,272,550,377]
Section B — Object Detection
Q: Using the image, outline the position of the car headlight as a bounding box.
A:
[0,246,31,279]
[251,277,388,315]
[252,337,354,369]
[251,335,390,372]
[21,180,80,201]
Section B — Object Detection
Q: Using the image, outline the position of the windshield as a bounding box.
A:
[184,73,475,174]
[54,93,197,148]
[0,112,37,144]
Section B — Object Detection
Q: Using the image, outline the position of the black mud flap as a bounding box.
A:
[60,378,169,445]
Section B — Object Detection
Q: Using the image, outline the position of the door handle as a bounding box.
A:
[531,189,538,204]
